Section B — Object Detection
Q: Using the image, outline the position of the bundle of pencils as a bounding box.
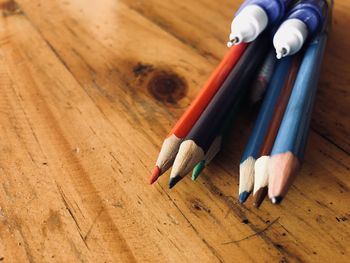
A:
[240,0,332,206]
[150,0,333,208]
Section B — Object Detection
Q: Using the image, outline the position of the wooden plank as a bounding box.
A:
[0,2,219,262]
[312,0,350,153]
[116,0,236,62]
[0,0,348,262]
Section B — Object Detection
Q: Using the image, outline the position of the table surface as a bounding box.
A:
[0,0,349,262]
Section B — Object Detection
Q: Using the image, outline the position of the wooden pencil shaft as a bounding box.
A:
[250,49,277,103]
[170,43,247,139]
[170,49,252,180]
[170,58,254,180]
[257,50,276,81]
[252,53,301,205]
[220,85,247,139]
[201,88,246,165]
[192,89,246,181]
[293,1,333,158]
[268,5,332,200]
[186,34,270,153]
[240,56,295,163]
[271,33,328,159]
[152,44,247,177]
[259,54,302,156]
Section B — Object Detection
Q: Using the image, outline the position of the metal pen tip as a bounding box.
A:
[227,37,239,48]
[276,47,287,59]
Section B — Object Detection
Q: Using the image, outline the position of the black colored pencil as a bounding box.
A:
[169,34,271,188]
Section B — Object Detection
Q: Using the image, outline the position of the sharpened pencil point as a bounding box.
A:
[169,175,183,189]
[239,191,251,203]
[253,187,268,208]
[192,160,206,181]
[149,166,161,185]
[271,196,283,204]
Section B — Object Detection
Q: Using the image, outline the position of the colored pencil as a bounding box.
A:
[268,29,330,204]
[191,89,245,181]
[191,135,220,181]
[253,54,302,208]
[150,43,248,184]
[250,49,277,104]
[239,56,296,203]
[169,34,270,189]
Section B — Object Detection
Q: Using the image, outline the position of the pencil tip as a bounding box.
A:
[192,160,206,181]
[149,166,161,185]
[239,191,251,204]
[271,196,283,205]
[168,175,183,189]
[253,187,268,208]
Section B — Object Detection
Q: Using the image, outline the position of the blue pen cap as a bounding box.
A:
[236,0,291,25]
[287,0,328,35]
[228,0,292,45]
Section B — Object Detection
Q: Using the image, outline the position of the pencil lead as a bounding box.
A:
[253,187,268,208]
[192,160,206,181]
[276,47,287,59]
[149,166,161,185]
[239,191,251,204]
[168,175,183,189]
[271,196,283,205]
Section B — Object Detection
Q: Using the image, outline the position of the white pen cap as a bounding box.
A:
[228,5,268,47]
[273,18,309,59]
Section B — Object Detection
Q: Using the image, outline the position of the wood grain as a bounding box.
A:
[0,0,348,262]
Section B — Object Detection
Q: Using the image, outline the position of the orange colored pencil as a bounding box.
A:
[170,43,248,139]
[150,43,248,184]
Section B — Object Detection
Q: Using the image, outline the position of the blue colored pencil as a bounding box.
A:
[268,31,329,204]
[239,56,295,203]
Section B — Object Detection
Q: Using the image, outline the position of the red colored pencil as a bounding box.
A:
[150,43,248,184]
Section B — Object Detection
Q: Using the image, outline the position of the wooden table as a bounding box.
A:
[0,0,349,262]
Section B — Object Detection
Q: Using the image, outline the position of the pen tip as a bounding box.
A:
[271,196,283,205]
[149,166,161,185]
[239,191,251,204]
[276,47,287,59]
[168,175,183,189]
[227,37,240,48]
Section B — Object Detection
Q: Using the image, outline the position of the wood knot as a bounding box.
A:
[148,71,187,104]
[0,0,23,17]
[131,62,187,104]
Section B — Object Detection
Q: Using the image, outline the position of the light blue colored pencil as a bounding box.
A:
[268,31,329,204]
[238,56,295,203]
